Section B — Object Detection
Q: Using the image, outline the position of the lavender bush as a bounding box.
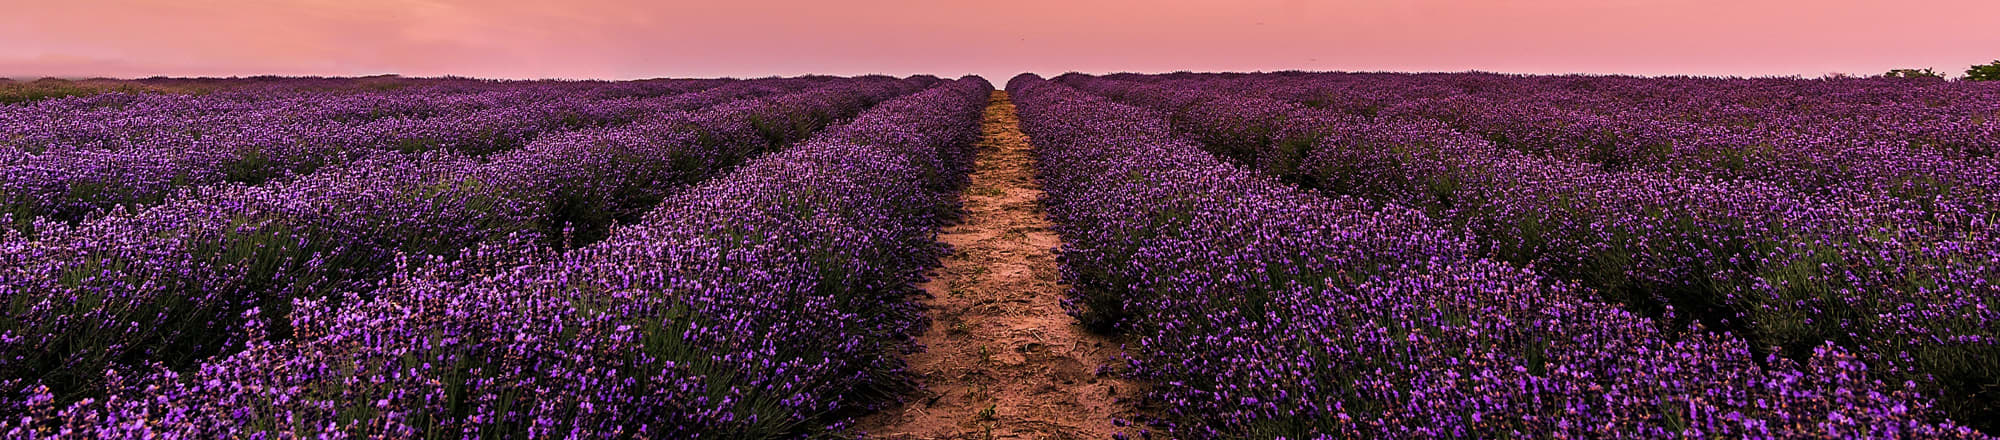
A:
[0,79,775,232]
[0,76,931,415]
[1116,72,2000,230]
[0,76,988,439]
[1062,73,2000,431]
[1011,74,1985,438]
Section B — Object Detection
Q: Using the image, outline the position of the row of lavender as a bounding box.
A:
[1133,72,2000,157]
[1127,72,2000,231]
[3,76,989,439]
[0,75,932,419]
[1009,75,1987,438]
[0,75,667,107]
[1379,74,2000,228]
[0,79,756,231]
[1061,73,2000,431]
[1,77,720,152]
[1386,74,1994,158]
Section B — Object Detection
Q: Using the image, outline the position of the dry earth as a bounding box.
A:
[855,91,1144,440]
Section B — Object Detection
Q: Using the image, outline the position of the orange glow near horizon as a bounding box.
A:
[4,0,1998,81]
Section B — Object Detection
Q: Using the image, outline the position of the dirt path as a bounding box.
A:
[857,91,1141,439]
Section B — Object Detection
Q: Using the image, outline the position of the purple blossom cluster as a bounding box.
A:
[0,75,938,419]
[0,76,988,439]
[0,79,774,232]
[1008,74,1987,438]
[1059,73,2000,431]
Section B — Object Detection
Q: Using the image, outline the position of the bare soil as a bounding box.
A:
[855,91,1143,439]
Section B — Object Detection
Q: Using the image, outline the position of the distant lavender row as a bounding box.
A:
[1062,73,2000,432]
[0,75,692,107]
[0,76,928,416]
[0,92,484,152]
[1093,72,2000,158]
[0,77,723,150]
[0,79,789,230]
[0,79,706,153]
[2,77,989,439]
[1010,75,1985,438]
[1237,73,2000,229]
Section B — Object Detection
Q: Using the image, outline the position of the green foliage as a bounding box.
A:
[1883,68,1944,79]
[222,150,278,184]
[1967,60,2000,81]
[0,79,176,104]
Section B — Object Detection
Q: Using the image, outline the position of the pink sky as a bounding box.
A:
[5,0,1998,80]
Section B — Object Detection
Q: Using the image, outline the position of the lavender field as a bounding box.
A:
[1025,73,1999,438]
[1,72,1996,438]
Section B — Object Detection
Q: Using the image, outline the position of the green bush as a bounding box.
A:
[1967,60,2000,81]
[1883,68,1944,79]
